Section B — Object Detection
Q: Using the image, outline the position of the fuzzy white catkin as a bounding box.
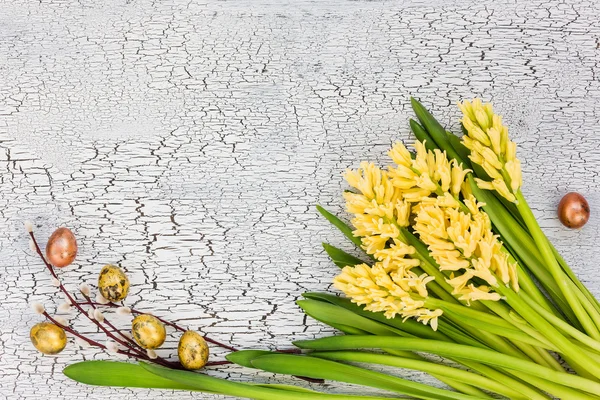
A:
[116,307,131,316]
[96,292,110,305]
[28,239,37,253]
[31,302,45,315]
[146,349,158,359]
[88,308,95,320]
[54,316,68,326]
[79,283,91,297]
[24,221,33,233]
[57,303,71,313]
[93,309,105,323]
[122,331,132,340]
[51,277,60,287]
[75,337,90,349]
[105,340,119,355]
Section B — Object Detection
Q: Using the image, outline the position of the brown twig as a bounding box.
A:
[30,228,322,383]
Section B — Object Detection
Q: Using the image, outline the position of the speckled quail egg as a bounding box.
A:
[30,322,67,355]
[98,265,129,302]
[131,314,166,349]
[178,330,209,370]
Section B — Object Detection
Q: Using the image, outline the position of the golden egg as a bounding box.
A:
[46,227,77,268]
[30,322,67,355]
[98,265,129,302]
[178,330,209,370]
[131,314,166,349]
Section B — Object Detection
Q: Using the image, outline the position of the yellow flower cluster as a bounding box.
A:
[459,99,522,203]
[334,262,443,330]
[414,197,519,304]
[339,161,443,328]
[387,141,470,204]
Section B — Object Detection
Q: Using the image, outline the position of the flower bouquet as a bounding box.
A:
[31,98,600,399]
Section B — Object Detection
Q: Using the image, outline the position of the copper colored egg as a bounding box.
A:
[46,227,77,268]
[558,192,590,229]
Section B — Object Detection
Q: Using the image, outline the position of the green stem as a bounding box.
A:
[141,362,402,400]
[551,243,600,314]
[294,336,600,396]
[313,351,511,399]
[516,191,600,340]
[496,282,600,378]
[520,291,600,353]
[469,177,582,329]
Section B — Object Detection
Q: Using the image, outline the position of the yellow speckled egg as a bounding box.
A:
[98,265,129,302]
[178,330,209,370]
[132,314,166,349]
[30,322,67,355]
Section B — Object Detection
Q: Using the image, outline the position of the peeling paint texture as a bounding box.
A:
[2,0,600,398]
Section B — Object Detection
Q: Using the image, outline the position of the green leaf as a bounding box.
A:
[250,354,479,400]
[445,131,472,169]
[293,335,600,397]
[226,350,273,368]
[409,119,437,152]
[316,205,362,248]
[410,98,463,164]
[322,243,367,268]
[140,362,399,400]
[63,361,200,391]
[298,299,406,337]
[302,292,450,342]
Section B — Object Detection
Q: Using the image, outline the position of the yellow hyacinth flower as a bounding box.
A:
[339,161,443,328]
[333,261,442,330]
[388,141,470,204]
[343,162,413,255]
[459,99,522,203]
[414,196,519,304]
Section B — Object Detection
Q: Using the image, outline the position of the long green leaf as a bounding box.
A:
[313,351,512,399]
[445,131,472,169]
[294,336,600,396]
[322,243,367,268]
[316,205,362,248]
[298,299,407,337]
[409,119,437,151]
[250,354,480,400]
[302,292,450,341]
[227,350,274,368]
[63,361,201,391]
[410,98,463,164]
[140,362,401,400]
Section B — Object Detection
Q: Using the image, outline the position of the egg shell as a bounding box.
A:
[98,265,130,302]
[178,330,209,370]
[30,322,67,355]
[132,314,166,349]
[46,227,77,268]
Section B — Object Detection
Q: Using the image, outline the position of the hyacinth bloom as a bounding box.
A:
[459,99,522,203]
[387,141,470,204]
[338,161,443,328]
[414,196,519,303]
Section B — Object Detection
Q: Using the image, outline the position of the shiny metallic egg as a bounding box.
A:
[178,330,209,370]
[30,322,67,355]
[46,227,77,268]
[131,314,166,350]
[98,265,129,302]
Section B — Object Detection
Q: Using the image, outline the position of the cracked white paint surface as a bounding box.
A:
[2,0,600,398]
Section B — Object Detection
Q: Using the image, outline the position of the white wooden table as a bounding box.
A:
[2,0,600,398]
